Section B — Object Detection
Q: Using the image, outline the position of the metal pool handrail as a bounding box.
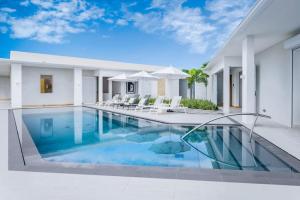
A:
[181,113,271,142]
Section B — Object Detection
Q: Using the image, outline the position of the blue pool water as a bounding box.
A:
[22,107,297,172]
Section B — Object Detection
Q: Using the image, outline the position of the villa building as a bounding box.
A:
[0,51,188,108]
[205,0,300,127]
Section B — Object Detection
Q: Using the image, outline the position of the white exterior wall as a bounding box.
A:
[112,81,121,96]
[151,81,158,97]
[138,80,153,97]
[293,48,300,127]
[255,40,292,126]
[82,76,97,104]
[165,79,179,98]
[22,67,74,106]
[195,82,207,100]
[0,76,10,100]
[11,64,22,108]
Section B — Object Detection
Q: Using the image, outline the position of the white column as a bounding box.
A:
[74,68,82,106]
[232,69,240,107]
[120,82,126,96]
[11,63,22,108]
[165,79,170,98]
[98,76,103,103]
[108,80,112,100]
[74,107,83,144]
[212,74,218,104]
[223,66,230,114]
[242,36,256,123]
[207,75,213,101]
[165,79,179,98]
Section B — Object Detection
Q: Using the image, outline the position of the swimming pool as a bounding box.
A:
[20,107,298,173]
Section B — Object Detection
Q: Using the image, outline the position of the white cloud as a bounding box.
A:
[124,0,255,54]
[206,0,254,22]
[0,12,9,22]
[103,18,114,24]
[116,19,128,26]
[162,7,215,53]
[126,1,215,54]
[4,0,105,43]
[205,0,255,47]
[30,0,54,9]
[20,0,30,7]
[148,0,185,9]
[1,0,254,52]
[0,7,16,13]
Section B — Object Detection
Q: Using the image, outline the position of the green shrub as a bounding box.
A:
[163,99,171,104]
[147,98,171,105]
[147,98,156,105]
[180,98,218,110]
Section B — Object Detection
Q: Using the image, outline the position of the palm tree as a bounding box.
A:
[183,63,209,99]
[198,63,209,99]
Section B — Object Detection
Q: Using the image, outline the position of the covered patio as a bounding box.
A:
[206,0,300,127]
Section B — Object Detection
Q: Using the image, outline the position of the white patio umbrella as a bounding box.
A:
[152,66,190,79]
[129,71,159,80]
[129,71,159,97]
[108,73,135,82]
[152,66,190,98]
[108,73,136,98]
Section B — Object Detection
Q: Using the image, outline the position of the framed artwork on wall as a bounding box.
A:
[40,75,53,93]
[126,82,135,94]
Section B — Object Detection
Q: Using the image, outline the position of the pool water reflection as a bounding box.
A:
[21,107,298,172]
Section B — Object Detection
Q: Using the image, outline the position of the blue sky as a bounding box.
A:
[0,0,256,68]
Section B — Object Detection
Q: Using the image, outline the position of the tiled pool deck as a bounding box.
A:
[2,106,300,199]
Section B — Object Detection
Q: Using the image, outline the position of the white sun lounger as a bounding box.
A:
[103,94,120,106]
[154,96,187,114]
[134,98,149,111]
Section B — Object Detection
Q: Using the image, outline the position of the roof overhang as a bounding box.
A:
[9,51,165,72]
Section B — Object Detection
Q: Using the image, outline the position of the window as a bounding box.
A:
[126,82,136,94]
[40,75,53,93]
